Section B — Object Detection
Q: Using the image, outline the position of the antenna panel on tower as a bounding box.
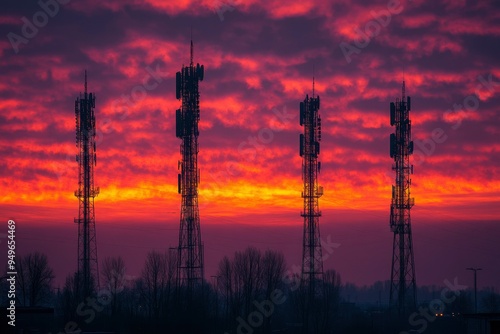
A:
[390,133,396,158]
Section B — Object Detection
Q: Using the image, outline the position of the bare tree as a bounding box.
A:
[261,249,286,331]
[323,269,342,330]
[60,272,80,320]
[482,290,500,312]
[262,250,286,297]
[216,248,289,332]
[163,249,177,318]
[288,272,308,332]
[15,252,54,306]
[139,250,176,320]
[217,255,234,325]
[234,247,262,315]
[101,256,127,316]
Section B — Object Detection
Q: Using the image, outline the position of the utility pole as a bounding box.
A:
[466,267,482,313]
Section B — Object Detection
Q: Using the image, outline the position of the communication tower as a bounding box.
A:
[299,79,324,298]
[389,80,417,314]
[175,40,205,291]
[74,71,99,297]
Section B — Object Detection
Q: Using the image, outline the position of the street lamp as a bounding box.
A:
[466,267,482,313]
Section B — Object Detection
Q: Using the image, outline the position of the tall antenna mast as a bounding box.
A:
[389,80,416,315]
[74,70,99,299]
[299,77,324,332]
[175,38,205,295]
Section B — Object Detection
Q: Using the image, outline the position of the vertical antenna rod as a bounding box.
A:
[389,80,416,315]
[190,38,194,66]
[312,64,315,98]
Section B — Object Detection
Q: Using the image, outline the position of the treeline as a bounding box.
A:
[2,250,500,333]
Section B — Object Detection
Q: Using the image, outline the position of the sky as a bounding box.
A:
[0,0,499,292]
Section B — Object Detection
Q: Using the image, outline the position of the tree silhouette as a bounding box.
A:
[216,247,287,333]
[101,256,126,316]
[261,249,286,331]
[15,251,54,307]
[138,250,176,322]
